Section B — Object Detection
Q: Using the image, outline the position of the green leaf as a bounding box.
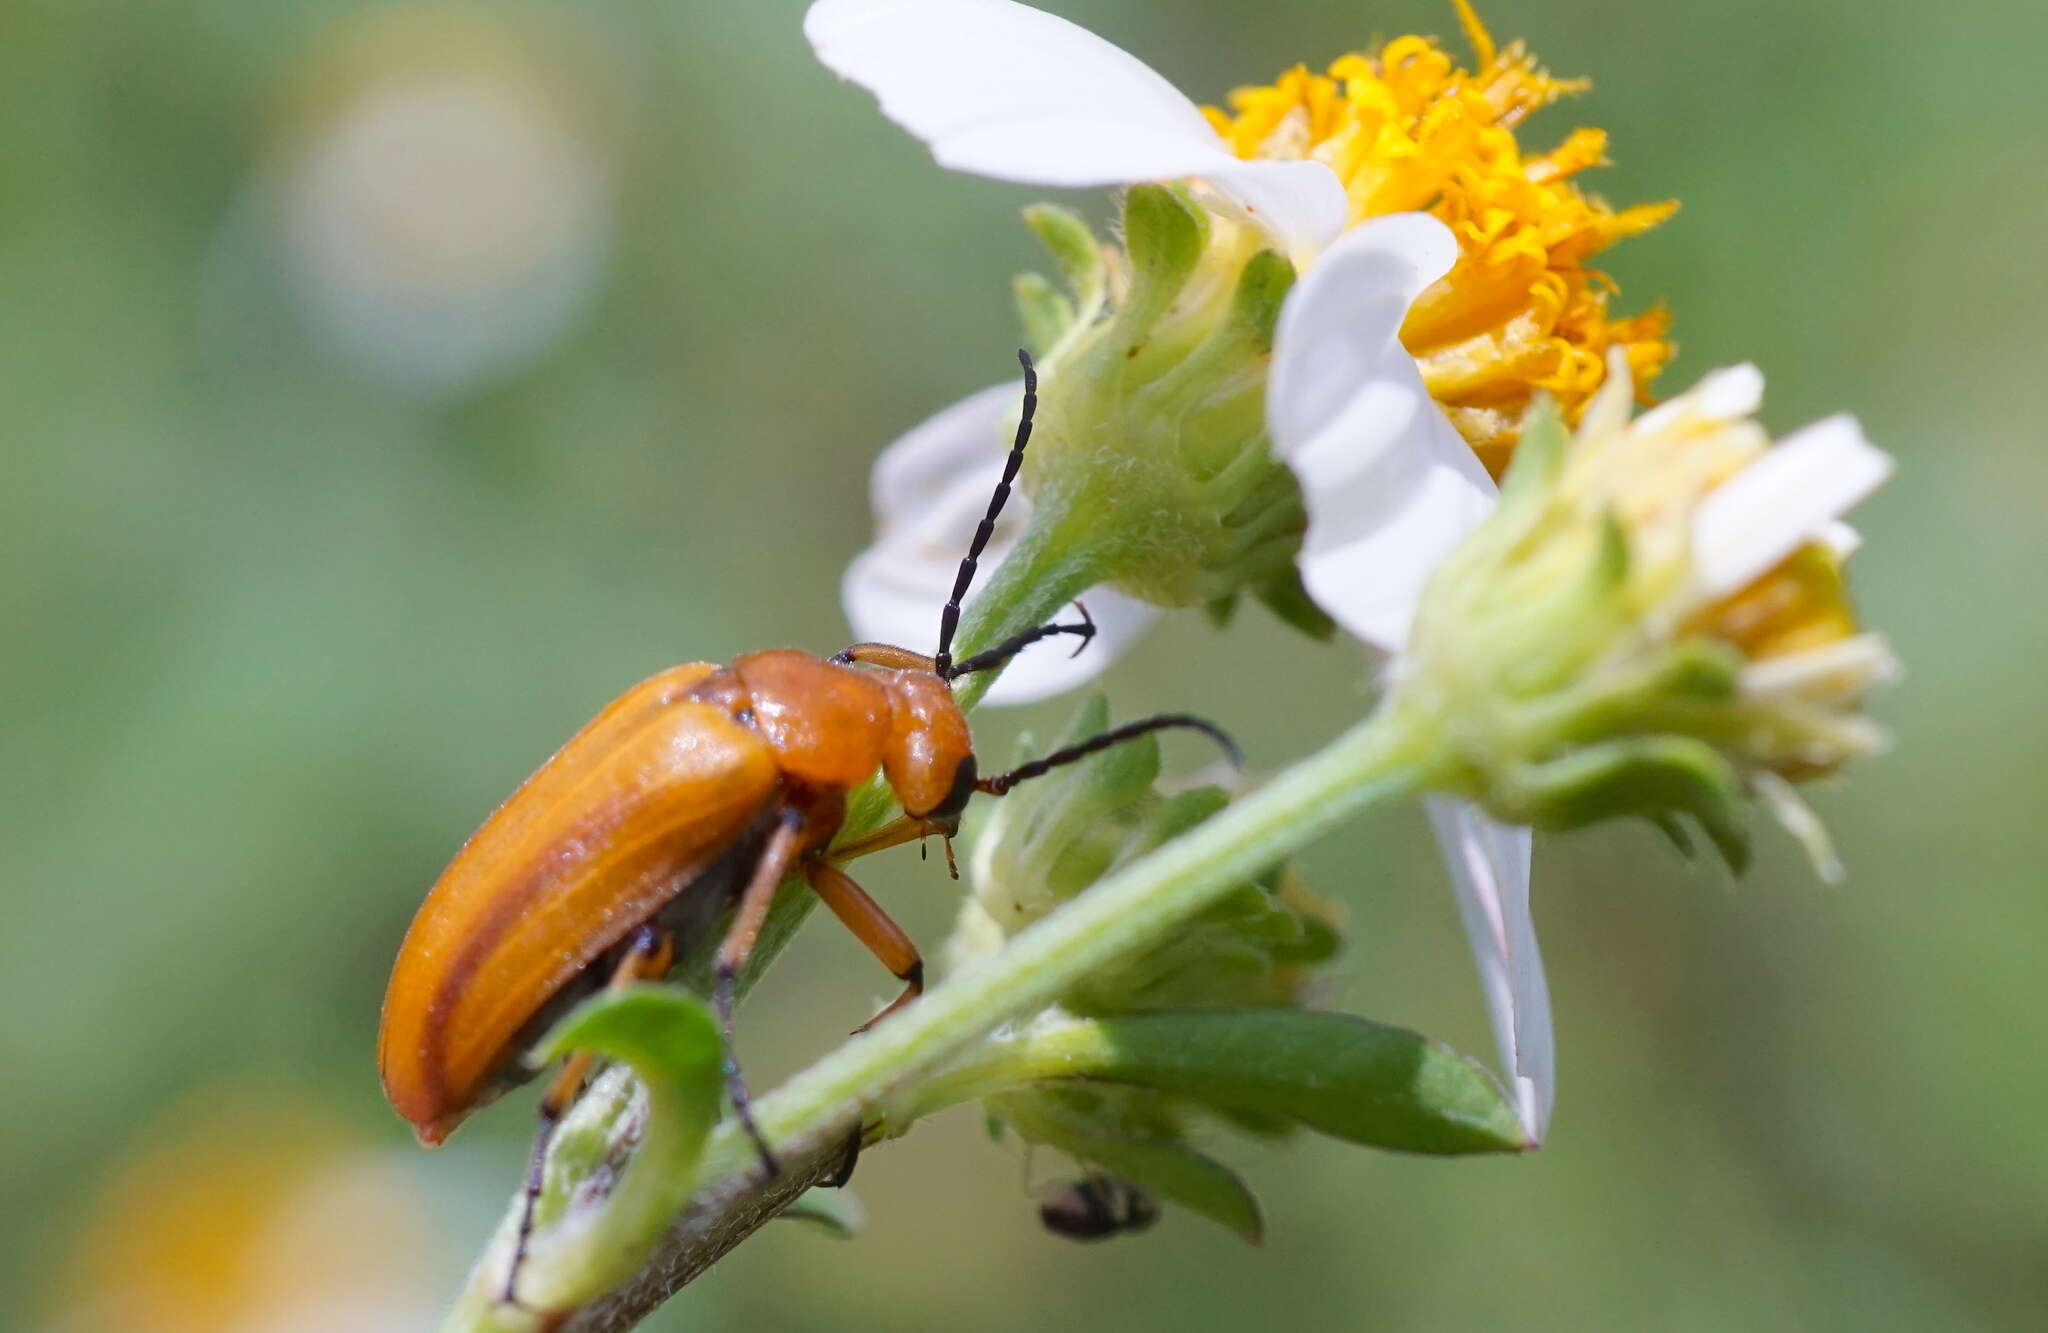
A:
[1255,566,1339,642]
[514,986,726,1313]
[1509,734,1751,872]
[776,1188,867,1239]
[1030,1010,1530,1155]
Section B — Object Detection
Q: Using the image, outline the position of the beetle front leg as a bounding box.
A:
[804,859,925,1032]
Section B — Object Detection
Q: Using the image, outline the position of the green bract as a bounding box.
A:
[1004,188,1325,630]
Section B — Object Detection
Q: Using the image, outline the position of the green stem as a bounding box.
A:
[548,705,1431,1333]
[876,1012,1138,1128]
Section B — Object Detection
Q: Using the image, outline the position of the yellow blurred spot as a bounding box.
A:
[54,1089,440,1333]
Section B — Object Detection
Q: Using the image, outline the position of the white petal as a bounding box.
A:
[1635,362,1765,434]
[805,0,1345,263]
[1185,161,1348,269]
[1739,632,1900,701]
[869,381,1023,522]
[1267,216,1495,652]
[842,389,1158,705]
[1426,797,1551,1144]
[1750,771,1845,885]
[1819,520,1862,561]
[1692,414,1892,598]
[1268,214,1456,446]
[973,589,1157,703]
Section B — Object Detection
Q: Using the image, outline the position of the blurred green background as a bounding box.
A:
[6,0,2045,1328]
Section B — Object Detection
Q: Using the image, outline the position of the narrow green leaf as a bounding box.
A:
[776,1188,867,1239]
[1037,1009,1530,1155]
[1510,735,1751,872]
[1255,567,1339,642]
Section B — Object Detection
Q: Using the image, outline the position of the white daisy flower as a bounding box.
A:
[808,0,1554,1139]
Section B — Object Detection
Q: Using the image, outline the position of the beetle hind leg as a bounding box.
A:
[712,804,810,1179]
[503,925,675,1306]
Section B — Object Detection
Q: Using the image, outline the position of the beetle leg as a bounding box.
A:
[505,925,674,1305]
[829,641,936,672]
[713,804,808,1178]
[804,859,925,1033]
[823,1122,866,1190]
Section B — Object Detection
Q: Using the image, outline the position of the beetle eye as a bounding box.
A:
[927,754,978,824]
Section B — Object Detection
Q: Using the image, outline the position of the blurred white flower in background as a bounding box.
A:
[249,6,619,398]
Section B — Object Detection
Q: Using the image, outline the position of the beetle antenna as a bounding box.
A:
[975,713,1242,796]
[933,349,1037,679]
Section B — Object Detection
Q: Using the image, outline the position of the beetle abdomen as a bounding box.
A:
[378,664,780,1144]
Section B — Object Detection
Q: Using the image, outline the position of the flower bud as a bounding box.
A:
[1388,358,1896,875]
[1011,190,1314,618]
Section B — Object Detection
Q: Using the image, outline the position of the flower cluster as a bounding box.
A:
[816,0,1671,701]
[810,0,1893,1146]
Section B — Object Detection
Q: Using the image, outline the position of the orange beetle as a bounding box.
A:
[377,352,1234,1288]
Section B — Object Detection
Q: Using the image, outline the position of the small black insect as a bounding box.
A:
[1038,1175,1159,1241]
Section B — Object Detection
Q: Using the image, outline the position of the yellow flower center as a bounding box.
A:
[1203,0,1675,478]
[1694,543,1858,662]
[1562,372,1861,667]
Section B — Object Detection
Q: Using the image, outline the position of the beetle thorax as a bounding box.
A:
[705,650,974,820]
